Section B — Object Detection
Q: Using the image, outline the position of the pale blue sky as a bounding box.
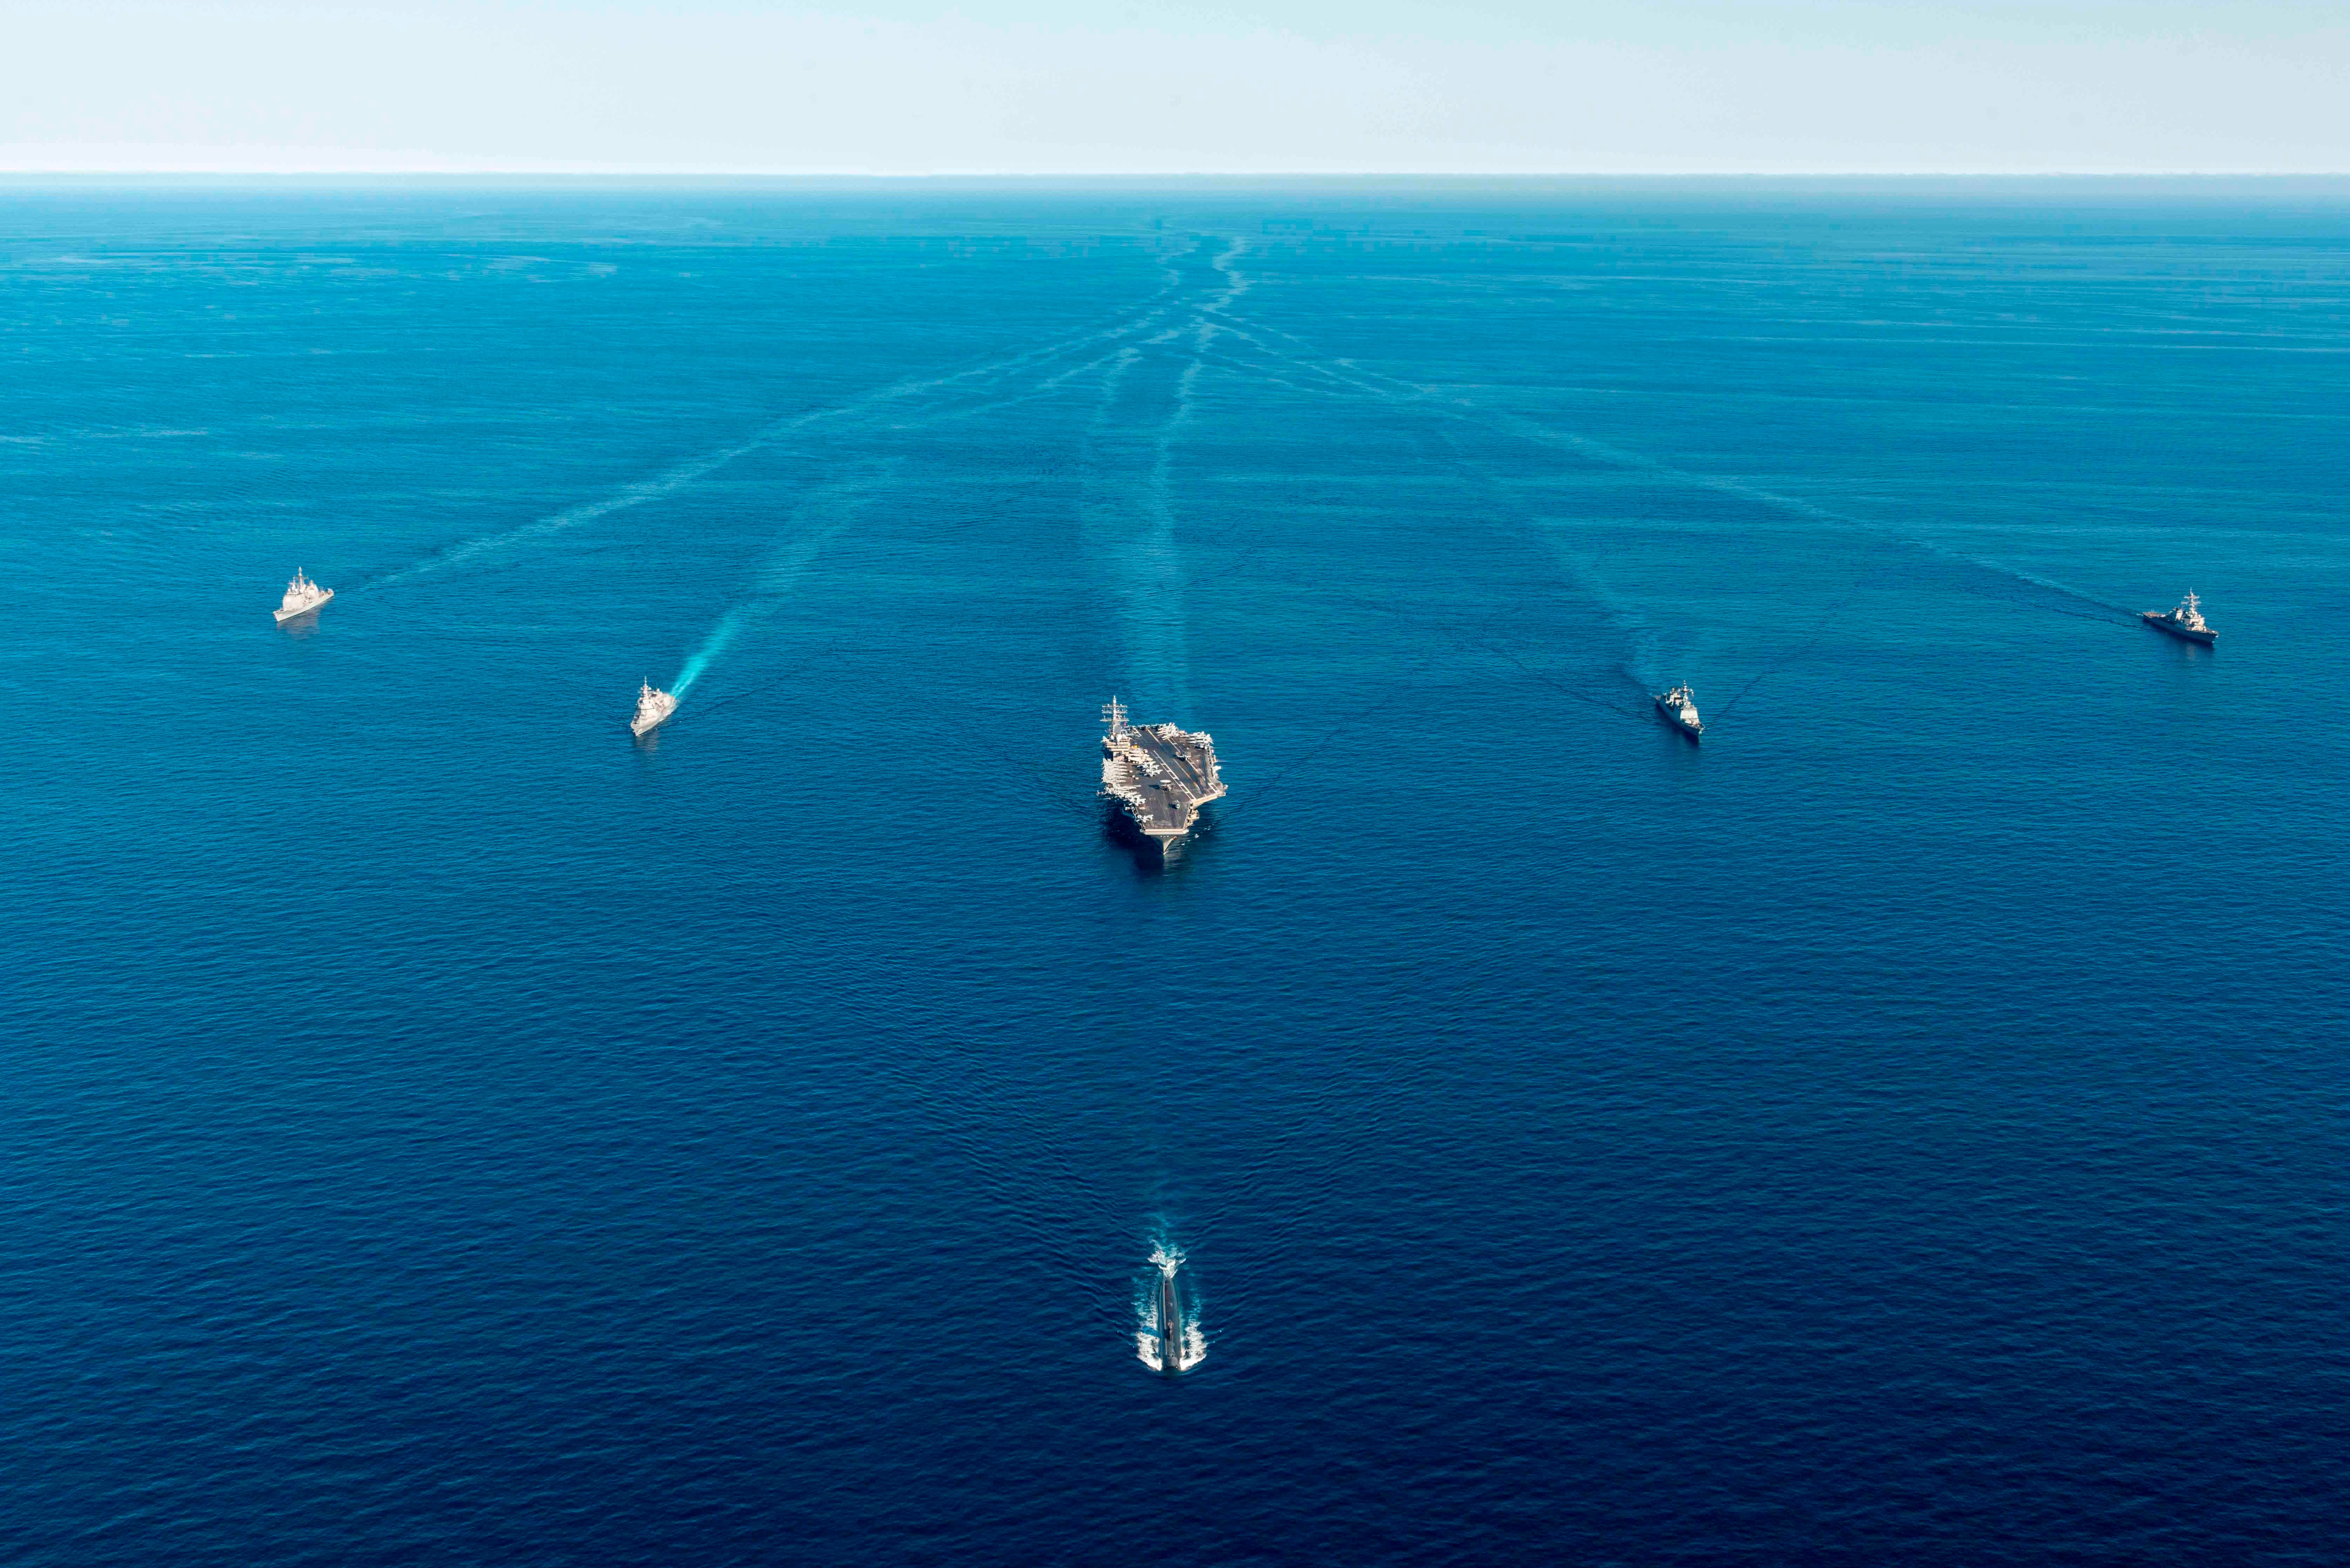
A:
[5,1,2345,173]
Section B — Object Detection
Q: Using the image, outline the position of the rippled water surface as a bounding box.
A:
[6,179,2348,1564]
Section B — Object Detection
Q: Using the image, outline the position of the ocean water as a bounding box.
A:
[5,178,2348,1564]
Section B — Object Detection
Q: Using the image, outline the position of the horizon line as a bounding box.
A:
[5,168,2349,181]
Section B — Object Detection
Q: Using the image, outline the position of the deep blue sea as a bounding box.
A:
[5,178,2349,1564]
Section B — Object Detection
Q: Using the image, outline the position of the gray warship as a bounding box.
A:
[1654,682,1703,741]
[1100,697,1225,855]
[630,681,678,738]
[2141,590,2216,646]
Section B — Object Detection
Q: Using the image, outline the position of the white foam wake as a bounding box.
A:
[365,267,1206,593]
[1134,1320,1210,1374]
[671,605,746,699]
[370,439,761,589]
[1203,322,2138,622]
[668,466,889,698]
[1080,244,1248,721]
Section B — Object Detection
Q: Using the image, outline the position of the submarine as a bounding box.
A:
[1156,1264,1183,1374]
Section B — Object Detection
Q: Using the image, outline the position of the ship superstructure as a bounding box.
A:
[274,569,333,623]
[1100,697,1225,854]
[2142,591,2217,646]
[1654,682,1703,740]
[630,681,678,738]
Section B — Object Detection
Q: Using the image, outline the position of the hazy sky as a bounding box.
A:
[5,1,2345,174]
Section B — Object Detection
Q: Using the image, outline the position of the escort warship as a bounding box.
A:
[1100,697,1225,855]
[2142,591,2217,646]
[1654,682,1704,740]
[630,681,678,738]
[274,569,333,623]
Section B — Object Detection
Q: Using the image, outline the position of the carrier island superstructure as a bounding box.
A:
[1100,697,1225,854]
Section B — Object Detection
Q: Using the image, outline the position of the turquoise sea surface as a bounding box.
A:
[5,179,2348,1563]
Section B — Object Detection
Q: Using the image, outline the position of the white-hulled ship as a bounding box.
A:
[2141,591,2216,646]
[273,569,333,623]
[1100,697,1225,855]
[630,681,677,738]
[1654,682,1703,740]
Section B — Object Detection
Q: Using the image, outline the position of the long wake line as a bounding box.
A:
[359,257,1214,596]
[1189,266,2144,625]
[668,463,899,702]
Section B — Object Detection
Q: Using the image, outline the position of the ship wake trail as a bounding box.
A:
[364,440,759,590]
[357,262,1209,593]
[1079,239,1242,719]
[1716,578,1864,721]
[1943,557,2140,622]
[1080,345,1191,718]
[1194,313,2145,630]
[671,464,893,699]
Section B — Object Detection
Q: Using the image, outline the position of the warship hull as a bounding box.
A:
[630,684,678,738]
[274,589,333,623]
[2141,612,2215,645]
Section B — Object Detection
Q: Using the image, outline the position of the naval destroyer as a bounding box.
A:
[2142,591,2216,646]
[1654,682,1703,740]
[1100,697,1224,855]
[630,681,677,738]
[274,569,333,623]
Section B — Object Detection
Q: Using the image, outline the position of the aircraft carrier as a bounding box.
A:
[1100,697,1225,855]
